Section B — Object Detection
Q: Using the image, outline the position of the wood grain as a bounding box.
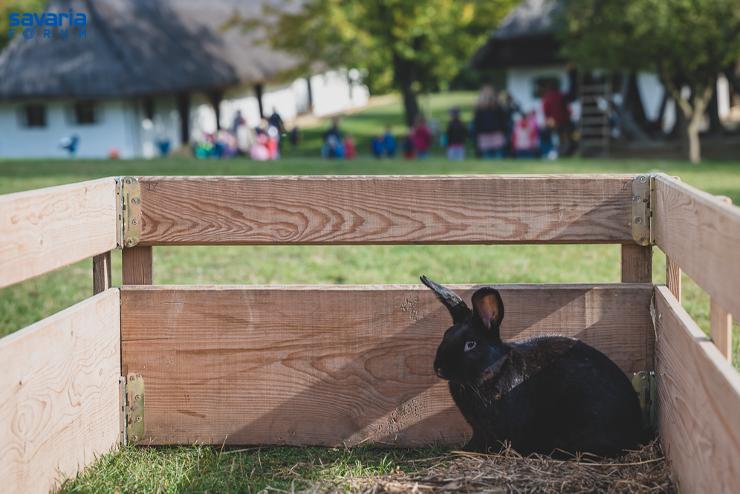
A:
[0,178,118,289]
[620,244,652,283]
[93,251,112,294]
[0,290,121,494]
[121,284,654,446]
[122,246,153,285]
[137,175,636,245]
[665,256,682,302]
[710,298,733,361]
[654,174,740,320]
[654,286,740,494]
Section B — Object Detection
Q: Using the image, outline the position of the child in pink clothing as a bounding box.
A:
[512,111,539,159]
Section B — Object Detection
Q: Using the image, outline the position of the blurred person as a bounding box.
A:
[267,107,285,133]
[512,111,539,159]
[402,133,415,159]
[288,126,300,148]
[371,135,384,158]
[411,114,432,159]
[445,107,467,161]
[499,91,520,157]
[474,86,507,158]
[266,125,280,159]
[250,127,270,161]
[322,116,345,159]
[381,125,397,157]
[542,81,573,157]
[343,134,356,159]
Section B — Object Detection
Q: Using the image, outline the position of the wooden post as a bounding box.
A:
[122,246,153,285]
[93,251,112,294]
[621,244,652,283]
[665,256,682,302]
[710,299,733,360]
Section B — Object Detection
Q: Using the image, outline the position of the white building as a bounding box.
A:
[0,0,369,159]
[471,0,737,151]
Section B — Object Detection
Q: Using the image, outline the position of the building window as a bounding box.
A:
[142,97,155,120]
[20,104,47,127]
[74,101,98,124]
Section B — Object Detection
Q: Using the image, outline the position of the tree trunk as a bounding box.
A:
[392,52,419,127]
[400,81,420,127]
[686,114,702,164]
[660,74,712,164]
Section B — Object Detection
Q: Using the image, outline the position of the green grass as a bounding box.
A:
[1,91,739,492]
[60,445,440,493]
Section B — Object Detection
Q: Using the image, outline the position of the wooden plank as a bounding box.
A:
[137,175,636,245]
[665,256,682,302]
[0,178,118,289]
[710,298,733,360]
[654,286,740,494]
[93,251,112,294]
[122,246,153,285]
[654,174,740,320]
[620,244,652,283]
[121,284,654,446]
[0,290,121,494]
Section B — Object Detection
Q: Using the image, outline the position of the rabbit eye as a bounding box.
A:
[464,340,477,352]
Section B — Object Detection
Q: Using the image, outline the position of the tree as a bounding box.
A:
[559,0,740,163]
[235,0,516,126]
[0,0,43,52]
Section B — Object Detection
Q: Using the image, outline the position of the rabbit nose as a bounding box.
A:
[435,367,446,379]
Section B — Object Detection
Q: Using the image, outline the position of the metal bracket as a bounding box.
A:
[120,373,145,445]
[116,177,142,248]
[631,174,655,246]
[631,371,656,431]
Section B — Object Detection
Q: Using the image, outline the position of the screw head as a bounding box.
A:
[635,217,642,224]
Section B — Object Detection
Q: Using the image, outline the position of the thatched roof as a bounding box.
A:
[493,0,562,40]
[471,0,563,69]
[0,0,302,100]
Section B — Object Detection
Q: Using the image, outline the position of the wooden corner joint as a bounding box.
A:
[116,177,142,249]
[631,174,655,246]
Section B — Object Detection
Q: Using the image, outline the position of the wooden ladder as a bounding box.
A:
[579,77,611,156]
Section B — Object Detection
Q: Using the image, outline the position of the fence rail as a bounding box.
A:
[0,289,120,494]
[0,178,118,289]
[120,283,654,446]
[136,175,637,246]
[654,286,740,493]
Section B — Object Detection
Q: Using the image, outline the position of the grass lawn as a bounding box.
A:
[1,94,739,492]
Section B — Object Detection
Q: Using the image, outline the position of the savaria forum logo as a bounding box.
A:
[8,9,87,41]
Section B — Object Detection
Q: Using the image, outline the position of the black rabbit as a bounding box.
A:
[421,276,645,458]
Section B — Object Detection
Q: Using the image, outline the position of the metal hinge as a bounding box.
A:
[116,176,142,248]
[631,174,655,246]
[631,371,656,431]
[120,373,145,445]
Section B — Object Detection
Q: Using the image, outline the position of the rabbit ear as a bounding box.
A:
[472,287,504,336]
[420,275,471,324]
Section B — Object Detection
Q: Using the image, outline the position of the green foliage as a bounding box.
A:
[243,0,517,122]
[560,0,740,90]
[0,0,44,51]
[260,0,513,91]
